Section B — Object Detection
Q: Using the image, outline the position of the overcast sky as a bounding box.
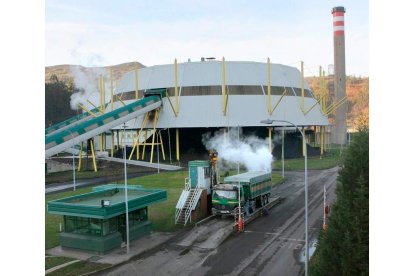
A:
[45,0,369,76]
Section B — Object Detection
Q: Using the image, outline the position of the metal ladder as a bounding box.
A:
[175,178,202,225]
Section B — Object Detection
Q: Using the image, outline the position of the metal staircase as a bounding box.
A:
[175,178,203,225]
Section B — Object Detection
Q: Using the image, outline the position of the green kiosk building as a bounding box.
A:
[47,184,167,254]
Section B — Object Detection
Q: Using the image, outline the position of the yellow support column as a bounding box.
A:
[111,131,114,157]
[322,126,325,155]
[176,128,180,161]
[129,113,149,160]
[174,58,179,116]
[141,130,148,160]
[158,130,166,160]
[77,142,83,171]
[221,57,228,115]
[78,104,97,117]
[168,128,172,163]
[86,100,100,112]
[321,126,325,155]
[90,140,97,172]
[137,129,142,160]
[268,127,272,152]
[323,126,326,154]
[150,110,159,163]
[302,127,306,157]
[267,57,271,114]
[135,63,139,100]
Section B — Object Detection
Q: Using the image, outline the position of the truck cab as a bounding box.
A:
[211,171,271,217]
[211,184,243,216]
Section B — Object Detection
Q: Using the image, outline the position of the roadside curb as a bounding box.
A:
[45,259,81,274]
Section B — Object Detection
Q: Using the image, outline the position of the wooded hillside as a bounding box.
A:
[45,61,145,84]
[306,76,369,130]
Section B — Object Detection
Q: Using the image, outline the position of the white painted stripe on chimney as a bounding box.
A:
[334,26,345,31]
[333,16,344,22]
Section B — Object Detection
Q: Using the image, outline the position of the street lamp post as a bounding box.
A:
[157,130,160,174]
[237,126,242,231]
[260,119,308,276]
[72,146,76,191]
[69,132,76,191]
[281,129,285,178]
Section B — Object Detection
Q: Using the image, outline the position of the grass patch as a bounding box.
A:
[46,187,93,249]
[128,170,187,232]
[271,173,284,187]
[45,169,284,249]
[45,171,187,249]
[273,150,342,171]
[45,256,76,270]
[47,260,111,276]
[45,159,156,184]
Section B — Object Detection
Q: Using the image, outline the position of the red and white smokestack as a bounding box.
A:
[332,7,345,36]
[331,6,347,145]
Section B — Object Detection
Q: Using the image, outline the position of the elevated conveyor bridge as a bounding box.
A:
[45,94,163,158]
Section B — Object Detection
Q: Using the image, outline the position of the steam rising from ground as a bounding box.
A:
[202,128,273,172]
[70,66,111,110]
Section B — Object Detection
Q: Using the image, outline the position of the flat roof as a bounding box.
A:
[64,189,152,207]
[47,184,167,219]
[224,171,271,184]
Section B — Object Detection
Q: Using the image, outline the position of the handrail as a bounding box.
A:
[46,96,159,147]
[184,178,191,190]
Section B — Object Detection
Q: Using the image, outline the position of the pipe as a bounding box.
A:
[150,110,159,163]
[176,128,180,161]
[135,63,139,100]
[174,58,179,116]
[77,142,83,171]
[90,139,97,172]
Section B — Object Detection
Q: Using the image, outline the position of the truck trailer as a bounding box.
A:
[211,171,272,216]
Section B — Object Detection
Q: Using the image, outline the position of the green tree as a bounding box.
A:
[311,128,369,275]
[45,74,78,127]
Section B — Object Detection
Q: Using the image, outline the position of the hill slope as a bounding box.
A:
[45,61,145,83]
[306,75,369,130]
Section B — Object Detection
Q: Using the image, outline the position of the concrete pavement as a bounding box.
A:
[98,167,339,276]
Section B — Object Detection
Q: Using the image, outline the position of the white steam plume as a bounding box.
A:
[202,128,274,172]
[70,65,111,110]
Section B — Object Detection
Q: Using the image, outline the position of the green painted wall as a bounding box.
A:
[60,232,122,254]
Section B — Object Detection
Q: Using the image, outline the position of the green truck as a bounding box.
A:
[211,171,272,216]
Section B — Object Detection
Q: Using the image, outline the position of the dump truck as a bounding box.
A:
[211,171,272,216]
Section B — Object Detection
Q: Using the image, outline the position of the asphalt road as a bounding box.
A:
[99,167,338,276]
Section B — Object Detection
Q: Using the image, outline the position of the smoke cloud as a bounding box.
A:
[202,128,274,172]
[70,65,111,110]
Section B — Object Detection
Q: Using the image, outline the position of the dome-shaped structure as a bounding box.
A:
[114,60,328,129]
[45,60,328,161]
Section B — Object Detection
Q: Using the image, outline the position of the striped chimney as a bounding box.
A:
[332,6,345,36]
[331,6,347,145]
